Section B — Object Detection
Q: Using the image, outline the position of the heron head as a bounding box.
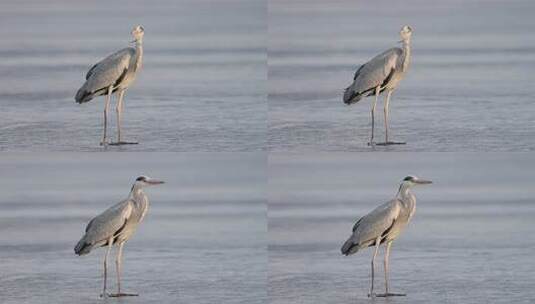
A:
[131,25,145,42]
[134,175,164,187]
[401,175,432,187]
[399,25,413,41]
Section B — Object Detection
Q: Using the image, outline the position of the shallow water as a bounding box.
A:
[268,0,535,151]
[268,153,535,304]
[0,153,267,304]
[0,0,266,151]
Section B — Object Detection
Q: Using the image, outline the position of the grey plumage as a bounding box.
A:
[75,25,145,145]
[75,48,135,104]
[341,198,401,256]
[75,175,164,297]
[341,175,432,297]
[343,25,413,145]
[74,197,134,255]
[343,48,402,105]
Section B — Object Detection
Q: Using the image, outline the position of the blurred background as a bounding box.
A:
[269,153,535,304]
[268,0,535,151]
[0,153,267,304]
[0,0,266,151]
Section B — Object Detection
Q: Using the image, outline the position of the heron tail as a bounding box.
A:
[343,86,362,105]
[341,237,360,256]
[74,237,93,256]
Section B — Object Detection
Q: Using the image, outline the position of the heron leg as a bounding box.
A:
[375,90,406,146]
[108,89,138,145]
[384,90,392,143]
[375,241,406,297]
[368,237,381,297]
[116,242,123,294]
[100,87,112,146]
[384,241,391,294]
[368,87,380,146]
[100,237,114,298]
[108,242,138,297]
[116,90,125,143]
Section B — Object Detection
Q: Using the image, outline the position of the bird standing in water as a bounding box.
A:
[341,175,432,297]
[343,25,413,146]
[74,176,164,298]
[75,25,145,146]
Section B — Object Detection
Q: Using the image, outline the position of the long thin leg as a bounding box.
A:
[368,237,381,297]
[369,87,380,145]
[101,87,112,146]
[101,237,114,297]
[375,90,406,146]
[384,90,392,143]
[384,241,391,294]
[108,242,138,297]
[116,242,124,294]
[375,241,405,297]
[116,90,125,143]
[108,89,137,146]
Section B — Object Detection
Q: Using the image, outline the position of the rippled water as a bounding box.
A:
[268,0,535,151]
[0,153,267,304]
[0,0,266,151]
[268,153,535,304]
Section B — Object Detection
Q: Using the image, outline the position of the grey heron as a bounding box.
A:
[75,25,145,146]
[341,175,432,297]
[343,25,413,146]
[74,175,164,298]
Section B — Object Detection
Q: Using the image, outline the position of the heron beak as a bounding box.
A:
[415,179,432,185]
[147,179,165,185]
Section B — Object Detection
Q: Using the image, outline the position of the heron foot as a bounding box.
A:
[375,141,406,146]
[367,141,376,146]
[367,292,376,298]
[108,292,139,297]
[99,140,109,146]
[375,292,406,297]
[108,141,139,146]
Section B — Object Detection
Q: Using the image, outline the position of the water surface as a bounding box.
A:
[0,153,267,304]
[0,0,266,151]
[269,153,535,304]
[268,0,535,151]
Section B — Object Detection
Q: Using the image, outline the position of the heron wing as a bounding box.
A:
[82,199,134,246]
[85,63,98,80]
[352,47,401,95]
[83,47,134,93]
[350,199,401,247]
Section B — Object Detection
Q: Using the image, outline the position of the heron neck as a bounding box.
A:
[397,184,414,202]
[134,40,143,72]
[129,184,145,200]
[401,40,411,72]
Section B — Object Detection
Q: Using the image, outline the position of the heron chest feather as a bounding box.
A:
[385,44,410,91]
[384,71,405,90]
[386,193,416,241]
[116,192,149,243]
[118,44,143,90]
